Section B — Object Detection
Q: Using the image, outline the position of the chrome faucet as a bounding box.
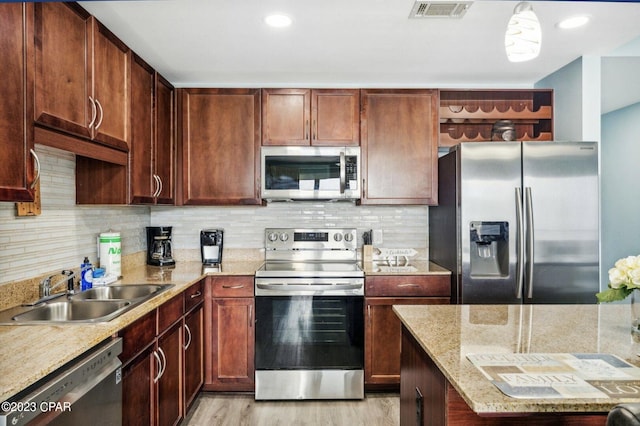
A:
[39,270,76,299]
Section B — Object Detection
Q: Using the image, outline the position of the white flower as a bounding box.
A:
[609,267,628,288]
[630,268,640,288]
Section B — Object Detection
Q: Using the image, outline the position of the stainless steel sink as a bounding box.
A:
[0,283,175,325]
[69,284,173,302]
[11,300,132,323]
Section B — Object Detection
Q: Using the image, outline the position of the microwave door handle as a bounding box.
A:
[339,151,346,194]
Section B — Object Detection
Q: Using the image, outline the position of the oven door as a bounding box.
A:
[261,146,360,200]
[255,295,364,371]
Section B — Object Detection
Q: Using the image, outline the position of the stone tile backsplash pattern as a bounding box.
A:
[0,145,428,287]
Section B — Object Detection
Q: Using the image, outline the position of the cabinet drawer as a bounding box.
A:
[185,280,204,312]
[365,275,450,297]
[158,293,183,333]
[209,276,254,298]
[119,309,156,363]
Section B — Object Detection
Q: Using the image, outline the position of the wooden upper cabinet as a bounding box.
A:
[180,88,261,205]
[33,2,129,152]
[262,88,360,146]
[154,74,175,205]
[129,53,155,204]
[91,19,129,150]
[360,89,439,205]
[129,53,175,205]
[0,3,36,202]
[262,89,310,145]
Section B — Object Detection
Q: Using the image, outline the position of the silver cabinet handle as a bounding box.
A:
[367,304,371,319]
[339,151,346,194]
[190,291,202,299]
[249,305,253,327]
[29,149,40,189]
[313,119,316,140]
[515,187,525,299]
[152,175,160,197]
[305,119,309,140]
[156,175,163,198]
[152,350,162,383]
[184,323,192,350]
[157,346,166,380]
[88,96,97,129]
[94,98,104,130]
[525,187,535,300]
[222,285,244,289]
[397,283,420,288]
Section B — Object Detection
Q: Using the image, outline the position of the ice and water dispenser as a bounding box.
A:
[469,221,509,277]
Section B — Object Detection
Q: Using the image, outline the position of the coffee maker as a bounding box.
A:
[200,229,223,265]
[146,226,175,267]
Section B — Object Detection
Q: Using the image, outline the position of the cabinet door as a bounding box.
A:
[181,88,261,205]
[155,74,175,205]
[365,297,447,387]
[360,89,439,205]
[184,305,203,410]
[262,88,310,146]
[157,322,183,426]
[129,53,155,204]
[122,346,154,426]
[33,2,92,140]
[0,3,36,202]
[91,18,129,151]
[208,297,255,390]
[312,89,360,146]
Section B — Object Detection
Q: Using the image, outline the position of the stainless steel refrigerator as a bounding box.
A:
[429,142,600,304]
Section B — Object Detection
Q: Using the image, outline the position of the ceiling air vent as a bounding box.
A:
[409,1,472,19]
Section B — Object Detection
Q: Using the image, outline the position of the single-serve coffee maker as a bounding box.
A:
[201,229,223,265]
[147,226,175,267]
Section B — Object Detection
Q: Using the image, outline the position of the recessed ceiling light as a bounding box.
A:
[264,14,293,28]
[557,15,590,30]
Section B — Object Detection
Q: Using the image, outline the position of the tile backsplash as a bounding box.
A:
[0,145,428,286]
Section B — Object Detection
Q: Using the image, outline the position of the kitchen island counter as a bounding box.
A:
[0,260,261,403]
[394,304,640,424]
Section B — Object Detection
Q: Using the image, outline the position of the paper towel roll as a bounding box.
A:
[99,232,122,278]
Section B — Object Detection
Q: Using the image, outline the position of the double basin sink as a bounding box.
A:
[0,284,174,325]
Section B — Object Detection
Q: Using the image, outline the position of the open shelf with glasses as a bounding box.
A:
[439,89,553,148]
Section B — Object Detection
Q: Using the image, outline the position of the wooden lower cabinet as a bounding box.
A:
[400,326,607,426]
[184,305,204,409]
[120,280,204,426]
[157,321,183,426]
[122,346,154,426]
[204,276,255,391]
[365,274,450,390]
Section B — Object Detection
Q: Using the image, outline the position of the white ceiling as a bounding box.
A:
[80,0,640,104]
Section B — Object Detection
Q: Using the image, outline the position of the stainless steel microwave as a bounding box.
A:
[261,146,361,201]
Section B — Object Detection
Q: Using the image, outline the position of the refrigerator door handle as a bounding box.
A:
[515,187,525,299]
[525,187,535,299]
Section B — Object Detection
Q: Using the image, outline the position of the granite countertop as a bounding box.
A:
[0,260,261,403]
[393,304,640,415]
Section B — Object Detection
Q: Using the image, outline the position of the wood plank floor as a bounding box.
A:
[183,393,400,426]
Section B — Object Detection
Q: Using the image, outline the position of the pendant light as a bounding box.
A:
[505,2,541,63]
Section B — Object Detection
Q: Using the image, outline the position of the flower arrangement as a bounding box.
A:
[596,255,640,303]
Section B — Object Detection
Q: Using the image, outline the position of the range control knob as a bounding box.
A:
[344,232,354,242]
[333,233,343,242]
[267,232,278,242]
[279,233,289,242]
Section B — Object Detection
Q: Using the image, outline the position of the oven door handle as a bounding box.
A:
[256,283,363,291]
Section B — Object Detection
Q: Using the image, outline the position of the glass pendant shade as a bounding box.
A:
[505,2,541,62]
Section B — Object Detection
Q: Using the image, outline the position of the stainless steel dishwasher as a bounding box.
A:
[0,338,123,426]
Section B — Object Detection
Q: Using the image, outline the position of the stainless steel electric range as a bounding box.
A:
[254,228,364,400]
